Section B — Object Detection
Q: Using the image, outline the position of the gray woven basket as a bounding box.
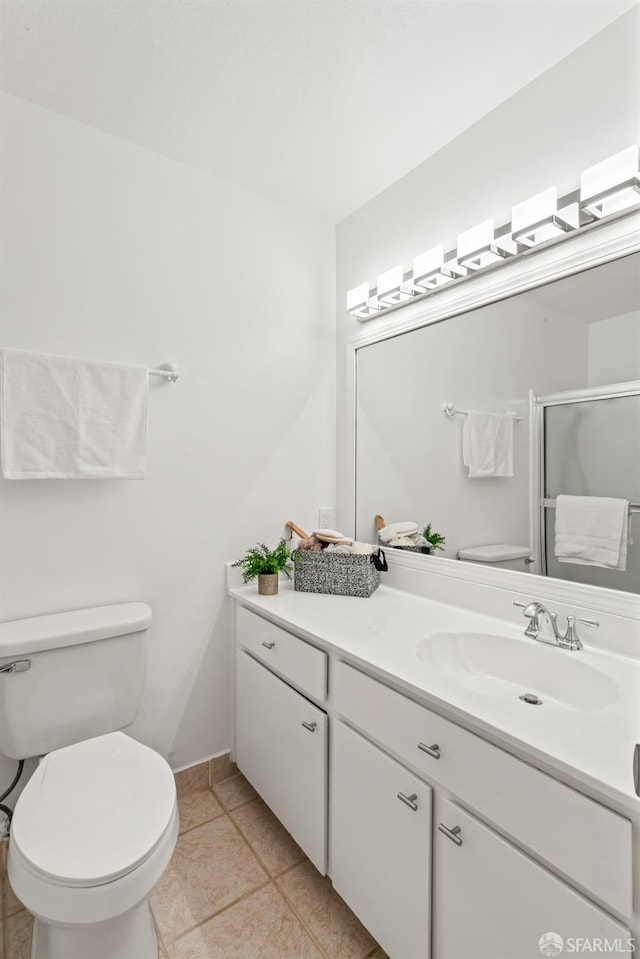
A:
[292,549,383,598]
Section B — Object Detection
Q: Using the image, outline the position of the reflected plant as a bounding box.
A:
[422,524,446,552]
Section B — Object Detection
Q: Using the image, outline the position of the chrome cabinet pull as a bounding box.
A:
[634,744,640,798]
[301,721,317,733]
[439,823,463,846]
[397,791,418,811]
[418,742,440,759]
[261,641,275,649]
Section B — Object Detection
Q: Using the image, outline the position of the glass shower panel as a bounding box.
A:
[544,395,640,500]
[543,394,640,593]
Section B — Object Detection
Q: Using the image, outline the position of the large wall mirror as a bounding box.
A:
[355,248,640,595]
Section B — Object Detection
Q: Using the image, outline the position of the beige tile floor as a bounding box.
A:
[0,761,388,959]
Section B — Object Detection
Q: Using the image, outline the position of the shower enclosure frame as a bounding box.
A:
[529,379,640,578]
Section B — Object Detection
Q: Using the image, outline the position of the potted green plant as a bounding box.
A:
[422,523,446,553]
[232,539,292,595]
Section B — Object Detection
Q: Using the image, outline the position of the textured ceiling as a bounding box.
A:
[0,0,636,221]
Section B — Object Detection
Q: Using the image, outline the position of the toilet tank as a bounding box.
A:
[0,603,151,759]
[457,544,532,572]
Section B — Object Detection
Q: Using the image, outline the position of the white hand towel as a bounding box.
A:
[554,495,629,570]
[462,411,513,478]
[1,349,148,479]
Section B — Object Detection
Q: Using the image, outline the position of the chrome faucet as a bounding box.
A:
[513,601,599,651]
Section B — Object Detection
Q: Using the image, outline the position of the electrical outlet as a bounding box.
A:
[318,508,335,530]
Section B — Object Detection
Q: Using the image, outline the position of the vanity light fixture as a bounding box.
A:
[376,265,420,305]
[413,245,464,289]
[511,188,579,248]
[346,282,383,319]
[580,145,640,220]
[456,219,517,272]
[346,143,640,322]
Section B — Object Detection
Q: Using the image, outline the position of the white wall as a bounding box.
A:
[588,311,640,386]
[0,92,336,794]
[336,8,640,529]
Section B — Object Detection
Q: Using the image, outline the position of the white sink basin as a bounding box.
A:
[416,632,620,711]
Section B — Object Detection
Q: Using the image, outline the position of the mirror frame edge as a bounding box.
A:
[344,211,640,618]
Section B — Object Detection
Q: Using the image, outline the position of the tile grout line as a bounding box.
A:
[227,804,306,882]
[174,775,256,835]
[164,776,385,959]
[209,785,258,815]
[177,816,224,837]
[272,875,335,959]
[186,798,379,959]
[159,877,274,949]
[157,812,271,948]
[159,811,326,956]
[175,772,239,802]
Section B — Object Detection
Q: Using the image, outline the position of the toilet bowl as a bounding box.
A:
[8,731,178,959]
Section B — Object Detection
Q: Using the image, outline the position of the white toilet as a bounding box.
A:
[0,603,178,959]
[457,543,533,572]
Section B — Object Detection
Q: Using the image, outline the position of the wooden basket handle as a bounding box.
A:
[374,514,386,531]
[286,520,309,539]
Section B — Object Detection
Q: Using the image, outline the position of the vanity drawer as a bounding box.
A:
[334,660,632,916]
[235,606,327,703]
[433,798,632,959]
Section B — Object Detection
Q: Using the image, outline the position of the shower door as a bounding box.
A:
[534,381,640,594]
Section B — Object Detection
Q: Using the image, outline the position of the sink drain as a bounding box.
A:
[519,692,543,705]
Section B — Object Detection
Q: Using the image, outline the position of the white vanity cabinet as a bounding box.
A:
[332,660,632,917]
[331,720,432,959]
[232,599,635,959]
[433,798,631,959]
[234,609,328,873]
[333,660,633,958]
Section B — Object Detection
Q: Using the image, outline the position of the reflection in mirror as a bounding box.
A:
[356,252,640,593]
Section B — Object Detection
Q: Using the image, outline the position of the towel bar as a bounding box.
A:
[442,402,521,422]
[149,364,179,382]
[542,498,639,514]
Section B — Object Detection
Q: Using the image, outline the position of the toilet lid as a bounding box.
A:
[11,732,176,887]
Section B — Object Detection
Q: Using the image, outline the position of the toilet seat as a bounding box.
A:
[11,732,176,888]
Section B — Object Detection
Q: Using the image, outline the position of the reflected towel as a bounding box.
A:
[1,349,148,479]
[554,495,629,570]
[462,411,513,478]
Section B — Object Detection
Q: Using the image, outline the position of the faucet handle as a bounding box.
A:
[561,615,582,651]
[558,615,599,651]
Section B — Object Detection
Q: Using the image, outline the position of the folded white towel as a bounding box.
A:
[554,495,629,570]
[462,411,513,478]
[1,349,148,479]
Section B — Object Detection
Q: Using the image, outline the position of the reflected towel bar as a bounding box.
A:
[442,402,521,422]
[149,364,179,382]
[542,498,640,514]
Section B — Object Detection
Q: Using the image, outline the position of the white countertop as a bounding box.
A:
[229,581,640,813]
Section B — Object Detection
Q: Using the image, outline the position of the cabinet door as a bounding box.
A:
[433,798,632,959]
[331,720,431,959]
[235,650,327,872]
